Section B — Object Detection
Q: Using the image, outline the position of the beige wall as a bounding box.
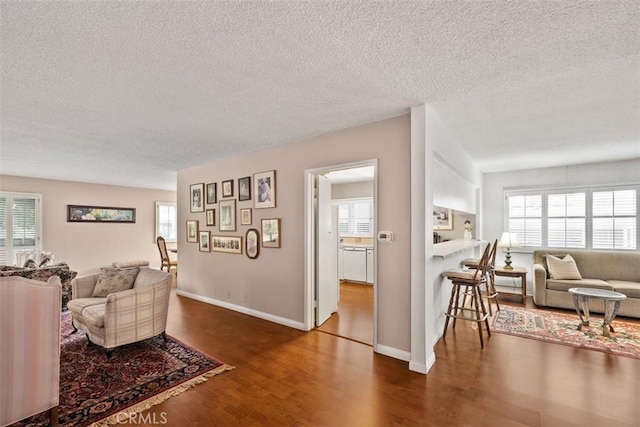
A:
[177,115,412,352]
[0,175,176,275]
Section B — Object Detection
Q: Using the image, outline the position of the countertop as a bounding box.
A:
[433,239,483,258]
[340,244,374,249]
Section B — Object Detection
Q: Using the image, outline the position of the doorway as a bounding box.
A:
[303,160,377,347]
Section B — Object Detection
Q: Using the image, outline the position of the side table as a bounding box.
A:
[493,266,527,304]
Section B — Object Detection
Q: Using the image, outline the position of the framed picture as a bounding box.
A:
[206,209,216,226]
[190,183,205,213]
[261,218,281,248]
[211,235,243,254]
[240,208,252,225]
[199,231,210,252]
[245,228,260,259]
[254,170,276,209]
[222,179,234,198]
[433,206,453,230]
[206,183,217,204]
[238,176,251,201]
[67,205,136,223]
[219,199,236,231]
[186,220,199,243]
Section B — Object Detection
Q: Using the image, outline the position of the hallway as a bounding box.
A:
[316,281,374,345]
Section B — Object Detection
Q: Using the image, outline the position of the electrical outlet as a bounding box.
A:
[227,290,231,299]
[243,294,247,303]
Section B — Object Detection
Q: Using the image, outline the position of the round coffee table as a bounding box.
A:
[568,287,627,337]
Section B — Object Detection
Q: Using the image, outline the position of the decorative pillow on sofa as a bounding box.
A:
[546,254,582,280]
[92,268,140,297]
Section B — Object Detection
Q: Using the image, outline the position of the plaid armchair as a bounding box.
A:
[67,262,171,355]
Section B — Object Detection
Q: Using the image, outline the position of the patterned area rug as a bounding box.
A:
[491,305,640,359]
[13,312,234,426]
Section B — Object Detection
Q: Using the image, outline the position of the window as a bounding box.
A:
[155,202,177,243]
[547,192,586,248]
[0,192,42,265]
[507,194,542,247]
[505,185,638,250]
[337,198,373,237]
[592,189,636,250]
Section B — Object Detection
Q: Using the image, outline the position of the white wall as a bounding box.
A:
[410,105,482,374]
[0,175,176,275]
[331,181,373,199]
[482,158,640,294]
[176,115,412,355]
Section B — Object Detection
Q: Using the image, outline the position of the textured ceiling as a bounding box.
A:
[1,1,639,191]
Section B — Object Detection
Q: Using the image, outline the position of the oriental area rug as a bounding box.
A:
[12,312,234,427]
[490,305,640,359]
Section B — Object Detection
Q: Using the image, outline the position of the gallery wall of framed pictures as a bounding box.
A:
[186,170,280,259]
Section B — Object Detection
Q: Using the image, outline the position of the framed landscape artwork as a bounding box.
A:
[67,205,136,223]
[261,218,281,248]
[254,170,276,209]
[190,183,205,213]
[219,199,236,231]
[433,206,453,230]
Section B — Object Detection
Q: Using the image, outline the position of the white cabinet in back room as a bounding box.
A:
[366,248,374,284]
[342,247,367,282]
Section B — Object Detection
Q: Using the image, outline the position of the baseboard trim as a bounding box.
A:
[375,344,410,362]
[176,289,306,331]
[177,289,413,365]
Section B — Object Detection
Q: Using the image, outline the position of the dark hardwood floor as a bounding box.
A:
[133,278,640,426]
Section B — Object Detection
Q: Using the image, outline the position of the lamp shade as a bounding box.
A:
[498,232,520,248]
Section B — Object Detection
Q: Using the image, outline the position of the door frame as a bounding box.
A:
[303,159,378,349]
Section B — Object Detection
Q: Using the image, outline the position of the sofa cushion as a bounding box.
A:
[112,260,150,269]
[92,268,139,297]
[547,254,582,280]
[607,280,640,299]
[81,304,106,328]
[546,278,612,292]
[67,297,107,317]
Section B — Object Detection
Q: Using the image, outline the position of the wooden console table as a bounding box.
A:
[493,266,527,304]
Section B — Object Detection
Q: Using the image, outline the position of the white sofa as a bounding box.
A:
[68,261,172,355]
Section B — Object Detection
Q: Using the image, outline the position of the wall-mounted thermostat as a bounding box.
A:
[377,231,394,243]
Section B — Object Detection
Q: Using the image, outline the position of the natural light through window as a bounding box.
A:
[155,202,177,243]
[338,198,373,237]
[505,185,638,250]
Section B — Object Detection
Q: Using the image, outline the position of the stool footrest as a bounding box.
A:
[445,308,489,323]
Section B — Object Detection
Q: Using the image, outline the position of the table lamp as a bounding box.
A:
[498,232,520,270]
